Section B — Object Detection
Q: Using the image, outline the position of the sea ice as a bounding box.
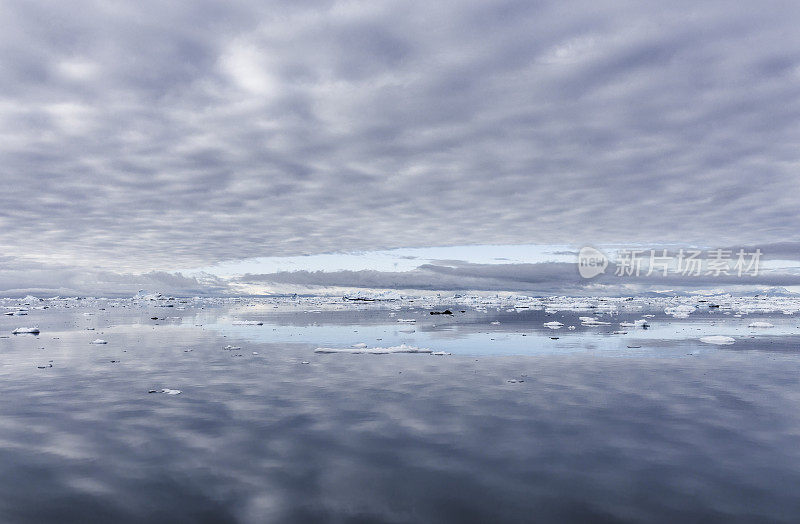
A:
[747,321,775,328]
[543,321,564,329]
[699,336,735,345]
[90,339,108,344]
[11,327,39,334]
[232,320,263,325]
[581,318,610,326]
[161,389,181,395]
[315,344,433,354]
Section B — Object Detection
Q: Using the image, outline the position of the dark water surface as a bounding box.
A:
[1,301,800,522]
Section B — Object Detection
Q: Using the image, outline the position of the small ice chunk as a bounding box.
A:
[232,320,263,325]
[747,321,774,328]
[700,335,735,345]
[581,319,610,326]
[224,345,241,350]
[543,321,563,329]
[397,319,416,323]
[161,388,181,395]
[12,327,40,334]
[490,321,501,325]
[90,339,108,344]
[431,351,451,356]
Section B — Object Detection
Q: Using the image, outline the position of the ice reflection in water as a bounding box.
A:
[0,300,799,522]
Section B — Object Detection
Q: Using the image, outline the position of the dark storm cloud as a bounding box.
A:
[2,0,800,273]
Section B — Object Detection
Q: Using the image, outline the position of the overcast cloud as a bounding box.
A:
[237,259,800,296]
[2,1,800,293]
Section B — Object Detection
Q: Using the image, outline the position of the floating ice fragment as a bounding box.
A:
[90,339,107,344]
[665,305,695,318]
[161,389,181,395]
[581,319,610,326]
[543,321,563,329]
[12,327,39,334]
[748,321,774,328]
[232,320,263,325]
[315,344,433,354]
[397,318,416,323]
[431,351,451,355]
[700,336,735,345]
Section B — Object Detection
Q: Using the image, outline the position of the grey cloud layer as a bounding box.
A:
[2,0,800,271]
[239,260,800,295]
[0,257,227,297]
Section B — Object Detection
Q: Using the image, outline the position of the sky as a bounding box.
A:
[1,0,800,296]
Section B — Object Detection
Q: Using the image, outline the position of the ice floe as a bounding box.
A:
[747,321,775,328]
[90,339,108,344]
[149,388,182,395]
[580,317,610,326]
[11,327,39,334]
[315,344,433,354]
[699,336,735,345]
[543,321,564,329]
